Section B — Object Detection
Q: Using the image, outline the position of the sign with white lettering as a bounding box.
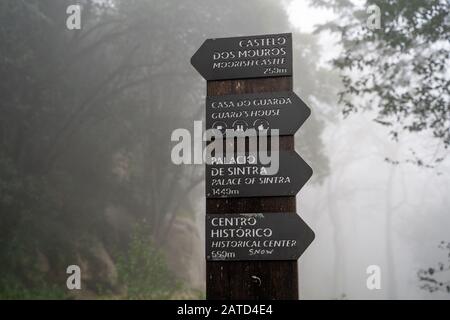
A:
[205,151,312,198]
[206,92,310,136]
[191,33,292,80]
[206,213,315,261]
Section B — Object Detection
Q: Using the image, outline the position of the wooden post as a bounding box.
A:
[206,76,298,300]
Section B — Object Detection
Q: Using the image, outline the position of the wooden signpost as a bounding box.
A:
[206,151,312,198]
[206,213,315,261]
[192,32,314,300]
[191,33,293,81]
[206,92,311,136]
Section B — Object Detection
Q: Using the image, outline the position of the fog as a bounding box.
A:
[299,112,450,299]
[0,0,448,299]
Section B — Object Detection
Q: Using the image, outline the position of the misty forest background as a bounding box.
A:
[0,0,449,299]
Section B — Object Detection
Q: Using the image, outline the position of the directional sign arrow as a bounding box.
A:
[206,213,315,261]
[206,91,311,136]
[206,150,313,198]
[191,33,292,81]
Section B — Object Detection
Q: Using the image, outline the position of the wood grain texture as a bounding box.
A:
[206,76,298,300]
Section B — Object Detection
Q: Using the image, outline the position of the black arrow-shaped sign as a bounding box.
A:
[206,150,312,198]
[191,33,292,81]
[206,213,315,261]
[206,91,310,136]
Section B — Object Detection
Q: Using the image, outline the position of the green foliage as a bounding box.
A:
[0,222,68,300]
[116,224,179,299]
[0,0,332,297]
[0,276,67,300]
[417,241,450,294]
[313,0,450,162]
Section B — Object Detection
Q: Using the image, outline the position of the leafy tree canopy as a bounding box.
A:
[313,0,449,164]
